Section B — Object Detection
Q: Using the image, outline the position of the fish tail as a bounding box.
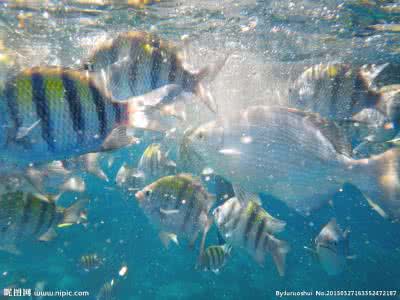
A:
[268,237,290,277]
[351,148,400,221]
[59,198,89,227]
[192,54,230,113]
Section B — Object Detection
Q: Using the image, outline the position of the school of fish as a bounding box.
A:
[1,3,400,297]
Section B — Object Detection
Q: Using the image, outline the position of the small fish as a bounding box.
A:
[0,66,147,172]
[135,174,214,248]
[0,191,88,254]
[213,197,288,276]
[79,253,103,271]
[315,219,351,276]
[289,63,400,147]
[289,63,391,119]
[63,152,109,182]
[83,31,227,113]
[96,279,116,300]
[197,244,232,274]
[116,143,176,190]
[182,106,400,220]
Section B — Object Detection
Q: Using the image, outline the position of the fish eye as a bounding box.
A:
[145,190,152,197]
[197,131,204,140]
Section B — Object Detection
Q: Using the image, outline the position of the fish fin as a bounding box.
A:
[212,269,220,275]
[59,177,86,194]
[189,231,199,249]
[0,244,21,255]
[159,208,180,215]
[59,198,89,227]
[38,228,57,242]
[15,119,41,140]
[359,63,389,90]
[196,217,213,264]
[159,232,179,249]
[120,84,183,107]
[386,137,400,146]
[232,185,262,205]
[269,237,290,277]
[351,147,400,221]
[192,54,230,113]
[365,195,388,219]
[81,153,109,182]
[24,167,45,193]
[101,126,139,152]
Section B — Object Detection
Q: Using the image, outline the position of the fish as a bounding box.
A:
[313,219,351,276]
[134,174,214,248]
[289,63,400,148]
[197,244,232,274]
[182,105,400,220]
[79,253,103,271]
[213,197,289,276]
[96,279,116,300]
[83,31,227,113]
[0,66,148,173]
[63,152,109,182]
[116,143,176,190]
[288,63,389,119]
[0,191,88,254]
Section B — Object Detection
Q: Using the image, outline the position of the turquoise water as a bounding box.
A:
[0,1,400,299]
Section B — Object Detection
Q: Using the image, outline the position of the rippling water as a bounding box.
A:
[0,1,400,299]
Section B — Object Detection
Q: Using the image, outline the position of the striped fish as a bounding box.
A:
[83,31,225,113]
[116,143,176,190]
[0,191,87,254]
[0,66,141,171]
[288,63,390,121]
[213,197,289,276]
[80,253,103,271]
[96,279,116,300]
[197,244,232,274]
[135,174,214,248]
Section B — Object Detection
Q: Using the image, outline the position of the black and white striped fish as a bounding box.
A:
[288,63,387,121]
[213,197,289,276]
[0,66,144,172]
[135,174,214,248]
[79,253,103,271]
[0,191,87,254]
[83,31,226,113]
[197,244,232,274]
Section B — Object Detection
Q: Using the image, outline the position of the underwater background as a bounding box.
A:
[0,0,400,299]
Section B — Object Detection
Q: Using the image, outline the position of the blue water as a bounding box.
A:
[1,0,400,299]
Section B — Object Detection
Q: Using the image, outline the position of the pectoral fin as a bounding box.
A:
[39,228,57,242]
[16,119,41,140]
[159,232,179,249]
